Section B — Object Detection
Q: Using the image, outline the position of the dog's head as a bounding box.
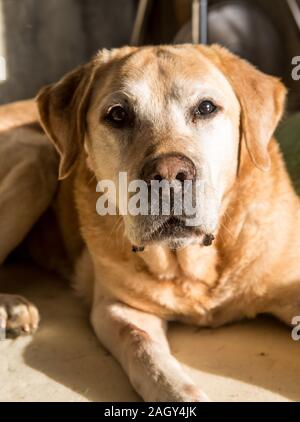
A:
[37,45,286,249]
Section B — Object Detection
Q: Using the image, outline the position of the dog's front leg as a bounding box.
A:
[264,282,300,326]
[91,297,210,402]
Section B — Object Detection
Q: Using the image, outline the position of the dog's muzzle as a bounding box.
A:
[130,153,214,250]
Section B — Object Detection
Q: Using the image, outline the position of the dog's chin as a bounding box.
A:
[162,236,199,250]
[139,217,205,250]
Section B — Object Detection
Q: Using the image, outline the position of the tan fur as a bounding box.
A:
[0,100,58,338]
[0,99,39,133]
[2,44,298,401]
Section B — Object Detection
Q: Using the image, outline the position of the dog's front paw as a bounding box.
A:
[0,294,40,338]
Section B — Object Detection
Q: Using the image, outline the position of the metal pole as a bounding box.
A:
[200,0,208,44]
[130,0,152,46]
[287,0,300,32]
[192,0,208,44]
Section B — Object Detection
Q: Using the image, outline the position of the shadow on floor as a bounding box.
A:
[1,262,299,402]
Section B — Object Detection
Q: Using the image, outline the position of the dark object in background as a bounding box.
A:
[143,0,300,111]
[1,0,299,110]
[276,113,300,196]
[0,0,135,104]
[174,1,285,77]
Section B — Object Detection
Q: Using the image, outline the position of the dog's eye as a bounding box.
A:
[105,105,128,127]
[196,100,217,116]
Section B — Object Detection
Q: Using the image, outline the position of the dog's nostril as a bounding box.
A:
[176,172,186,182]
[141,153,196,184]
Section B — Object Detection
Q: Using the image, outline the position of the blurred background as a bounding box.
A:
[0,0,299,111]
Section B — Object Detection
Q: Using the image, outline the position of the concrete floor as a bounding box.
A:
[0,262,299,402]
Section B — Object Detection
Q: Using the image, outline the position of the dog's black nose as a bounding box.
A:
[141,153,196,184]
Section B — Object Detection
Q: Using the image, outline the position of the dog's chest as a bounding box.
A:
[110,259,243,327]
[93,242,246,327]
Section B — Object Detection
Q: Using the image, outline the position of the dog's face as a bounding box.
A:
[87,46,240,248]
[37,45,286,249]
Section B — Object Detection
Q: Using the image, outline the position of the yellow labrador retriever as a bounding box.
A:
[1,44,299,401]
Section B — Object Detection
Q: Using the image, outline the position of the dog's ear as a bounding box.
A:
[201,45,287,171]
[37,63,96,179]
[37,46,136,179]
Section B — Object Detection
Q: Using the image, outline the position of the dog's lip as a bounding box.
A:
[141,216,201,243]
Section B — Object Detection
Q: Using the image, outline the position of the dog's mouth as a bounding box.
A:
[151,216,195,239]
[133,216,214,251]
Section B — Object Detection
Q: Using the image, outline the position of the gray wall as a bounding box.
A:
[0,0,135,104]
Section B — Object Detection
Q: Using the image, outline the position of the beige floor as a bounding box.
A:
[0,262,299,402]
